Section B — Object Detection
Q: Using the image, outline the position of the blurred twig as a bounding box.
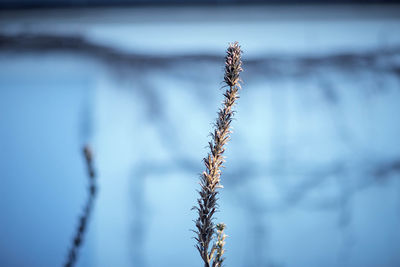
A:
[64,145,97,267]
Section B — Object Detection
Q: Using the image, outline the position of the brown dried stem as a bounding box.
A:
[193,42,243,267]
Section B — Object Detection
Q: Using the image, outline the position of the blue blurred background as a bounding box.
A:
[1,1,400,267]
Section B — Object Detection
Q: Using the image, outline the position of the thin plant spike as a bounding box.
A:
[193,42,243,267]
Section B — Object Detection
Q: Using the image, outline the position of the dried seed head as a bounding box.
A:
[224,42,243,87]
[194,42,243,267]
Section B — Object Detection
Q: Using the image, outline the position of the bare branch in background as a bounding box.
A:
[0,33,399,77]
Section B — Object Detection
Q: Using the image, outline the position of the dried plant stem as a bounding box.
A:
[64,145,97,267]
[193,42,243,267]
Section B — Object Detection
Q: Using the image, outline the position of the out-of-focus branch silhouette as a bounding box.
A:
[64,145,97,267]
[0,33,399,76]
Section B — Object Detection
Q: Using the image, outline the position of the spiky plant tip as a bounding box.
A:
[216,223,226,232]
[224,41,243,88]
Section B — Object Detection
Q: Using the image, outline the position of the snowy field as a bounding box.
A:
[1,5,400,267]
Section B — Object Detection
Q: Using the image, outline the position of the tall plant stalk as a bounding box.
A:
[193,42,243,267]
